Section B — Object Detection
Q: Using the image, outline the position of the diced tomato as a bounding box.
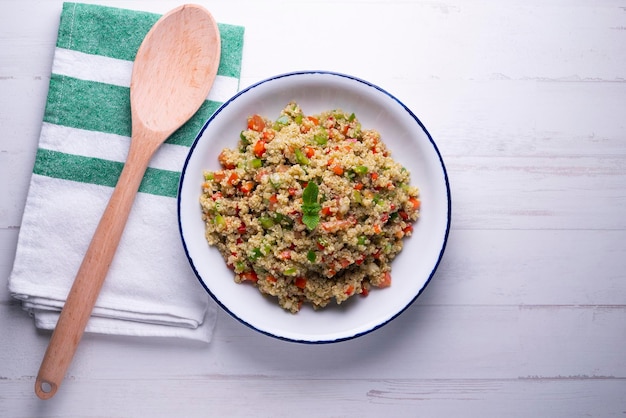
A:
[241,271,258,283]
[345,285,354,296]
[280,250,292,260]
[355,255,365,265]
[253,140,266,157]
[321,219,352,232]
[269,194,278,208]
[237,223,246,234]
[266,275,277,283]
[321,206,332,217]
[295,277,307,289]
[399,210,409,221]
[360,286,369,297]
[370,172,379,181]
[288,187,297,196]
[211,191,222,201]
[247,114,265,132]
[262,129,275,140]
[403,224,413,235]
[378,272,392,288]
[354,182,363,190]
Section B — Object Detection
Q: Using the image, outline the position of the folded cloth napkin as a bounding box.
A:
[8,3,244,342]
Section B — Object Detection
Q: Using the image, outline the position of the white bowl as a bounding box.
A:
[178,71,451,343]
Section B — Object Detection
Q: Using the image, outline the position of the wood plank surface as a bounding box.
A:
[1,0,625,416]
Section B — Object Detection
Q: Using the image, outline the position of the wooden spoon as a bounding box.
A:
[34,4,221,400]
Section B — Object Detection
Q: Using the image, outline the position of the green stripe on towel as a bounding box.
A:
[44,74,221,147]
[34,148,180,198]
[58,3,244,78]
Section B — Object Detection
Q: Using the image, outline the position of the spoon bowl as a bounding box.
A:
[34,4,221,400]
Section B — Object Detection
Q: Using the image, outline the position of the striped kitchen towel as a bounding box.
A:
[8,3,244,342]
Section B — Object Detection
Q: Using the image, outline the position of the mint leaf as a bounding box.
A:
[301,182,321,230]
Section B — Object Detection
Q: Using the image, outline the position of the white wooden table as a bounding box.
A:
[2,1,625,416]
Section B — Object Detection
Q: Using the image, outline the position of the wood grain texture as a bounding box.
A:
[1,0,625,415]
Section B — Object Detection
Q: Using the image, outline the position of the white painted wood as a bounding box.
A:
[1,0,625,416]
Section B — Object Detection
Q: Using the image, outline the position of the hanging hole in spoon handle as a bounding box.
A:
[35,379,57,400]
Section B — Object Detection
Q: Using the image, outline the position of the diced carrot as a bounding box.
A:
[247,114,265,132]
[227,172,238,185]
[345,285,354,296]
[218,150,235,169]
[266,275,277,283]
[321,206,332,217]
[239,181,255,194]
[295,277,307,289]
[304,146,315,158]
[370,172,379,181]
[408,197,421,210]
[253,140,266,157]
[373,224,382,234]
[354,182,363,190]
[307,116,319,125]
[269,194,278,207]
[332,165,344,176]
[213,171,225,181]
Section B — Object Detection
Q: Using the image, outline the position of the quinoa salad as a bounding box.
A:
[200,102,420,313]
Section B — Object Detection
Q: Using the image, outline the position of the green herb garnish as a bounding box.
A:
[301,181,321,230]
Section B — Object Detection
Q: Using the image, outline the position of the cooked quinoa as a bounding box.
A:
[200,102,420,313]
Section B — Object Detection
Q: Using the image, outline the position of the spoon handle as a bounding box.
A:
[35,141,152,399]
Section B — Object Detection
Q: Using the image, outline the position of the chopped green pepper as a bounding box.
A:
[259,217,275,229]
[314,128,328,145]
[294,148,310,165]
[354,165,368,175]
